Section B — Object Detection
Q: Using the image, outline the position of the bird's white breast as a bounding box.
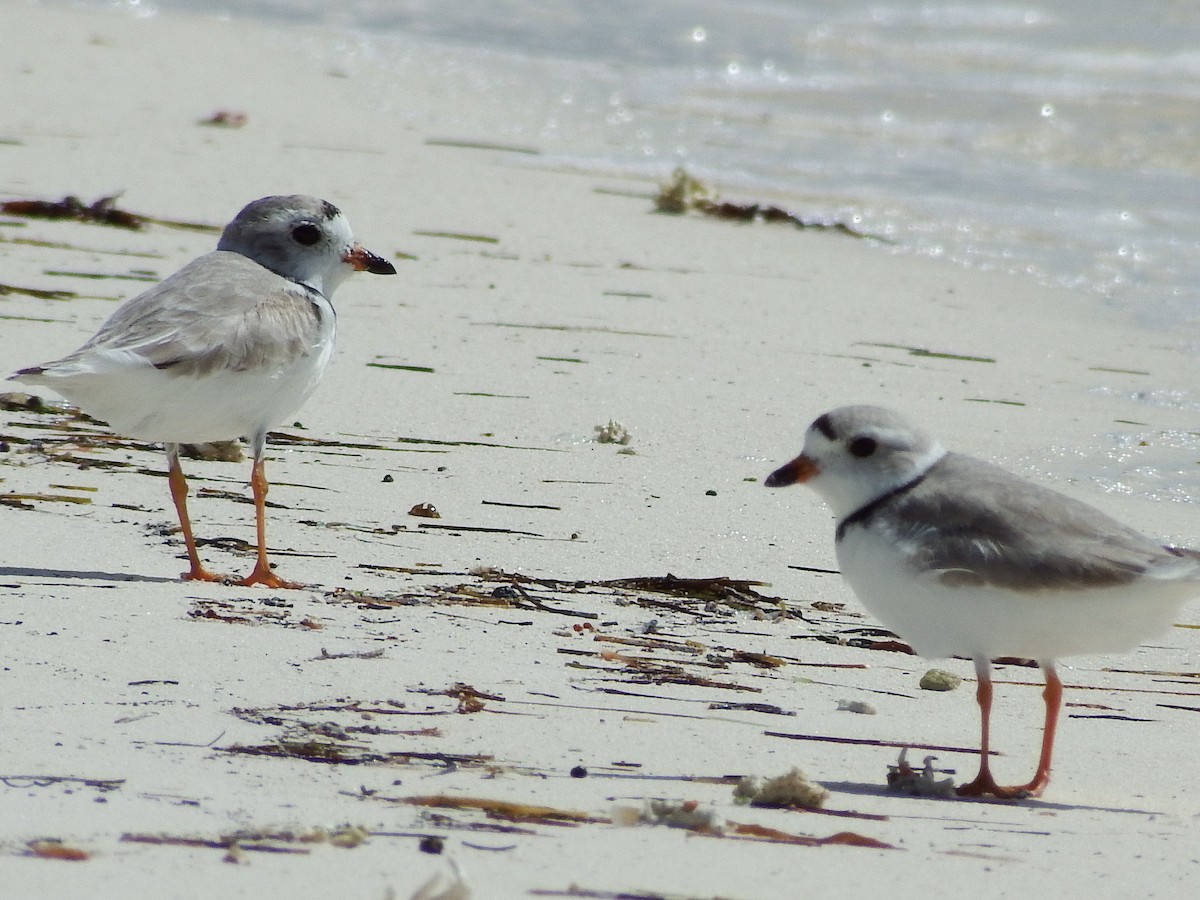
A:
[836,523,1192,661]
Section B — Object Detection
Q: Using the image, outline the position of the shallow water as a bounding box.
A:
[94,0,1200,339]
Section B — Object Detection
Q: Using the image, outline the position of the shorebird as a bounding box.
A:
[765,404,1200,798]
[8,195,396,588]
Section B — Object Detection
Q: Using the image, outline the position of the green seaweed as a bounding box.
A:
[42,269,158,282]
[0,282,77,300]
[453,391,531,398]
[858,341,995,364]
[367,363,435,374]
[413,229,500,244]
[479,321,670,338]
[425,138,540,155]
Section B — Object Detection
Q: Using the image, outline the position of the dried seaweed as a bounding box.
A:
[579,651,760,693]
[726,821,896,850]
[481,499,562,511]
[232,699,432,722]
[0,775,123,792]
[3,194,146,229]
[25,839,89,861]
[314,647,384,661]
[614,795,894,849]
[654,168,886,241]
[0,282,76,300]
[397,794,606,826]
[1,492,93,508]
[1,193,220,233]
[708,701,794,716]
[121,825,369,856]
[197,110,247,128]
[221,739,490,768]
[596,574,775,603]
[343,567,799,623]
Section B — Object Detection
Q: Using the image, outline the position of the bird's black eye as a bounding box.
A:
[291,223,321,246]
[849,436,877,458]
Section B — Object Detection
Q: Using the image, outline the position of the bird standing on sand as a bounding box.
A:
[8,195,396,588]
[765,404,1200,798]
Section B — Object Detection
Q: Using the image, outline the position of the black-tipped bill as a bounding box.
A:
[764,454,819,488]
[344,244,398,275]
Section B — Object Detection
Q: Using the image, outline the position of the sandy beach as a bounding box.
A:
[3,3,1200,897]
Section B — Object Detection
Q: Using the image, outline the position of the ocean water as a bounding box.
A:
[89,0,1200,340]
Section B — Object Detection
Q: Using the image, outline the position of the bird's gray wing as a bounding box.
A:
[53,252,325,378]
[877,453,1189,591]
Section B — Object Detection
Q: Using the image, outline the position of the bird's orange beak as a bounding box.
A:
[764,453,819,488]
[343,243,398,275]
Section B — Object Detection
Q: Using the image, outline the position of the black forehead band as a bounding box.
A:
[812,413,837,441]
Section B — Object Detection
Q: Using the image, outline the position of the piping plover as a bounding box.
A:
[765,404,1200,798]
[8,195,396,588]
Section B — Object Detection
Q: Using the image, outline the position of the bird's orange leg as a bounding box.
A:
[956,657,1014,798]
[957,658,1060,800]
[236,457,303,590]
[166,448,226,583]
[1015,663,1062,797]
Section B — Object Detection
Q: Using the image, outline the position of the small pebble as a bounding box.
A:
[418,835,444,855]
[919,668,962,691]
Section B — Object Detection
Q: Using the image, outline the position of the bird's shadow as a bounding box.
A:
[823,778,1163,816]
[0,566,179,585]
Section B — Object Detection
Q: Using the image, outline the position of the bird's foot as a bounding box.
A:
[235,561,304,591]
[181,565,233,584]
[955,772,1038,801]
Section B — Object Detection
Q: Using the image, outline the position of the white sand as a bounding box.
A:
[3,4,1200,898]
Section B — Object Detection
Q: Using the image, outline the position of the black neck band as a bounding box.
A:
[835,470,930,542]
